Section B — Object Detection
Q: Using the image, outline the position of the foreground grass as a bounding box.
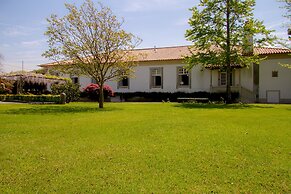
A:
[0,102,290,193]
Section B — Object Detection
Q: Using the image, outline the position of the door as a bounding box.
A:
[266,90,280,103]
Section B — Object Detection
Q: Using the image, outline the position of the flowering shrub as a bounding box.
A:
[21,81,47,94]
[0,78,13,94]
[82,83,114,101]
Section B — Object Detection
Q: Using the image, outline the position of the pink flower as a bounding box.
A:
[83,83,114,97]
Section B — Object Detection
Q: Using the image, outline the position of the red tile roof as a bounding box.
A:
[254,47,291,55]
[39,45,291,67]
[130,45,192,62]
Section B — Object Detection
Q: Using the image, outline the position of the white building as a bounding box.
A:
[40,45,291,103]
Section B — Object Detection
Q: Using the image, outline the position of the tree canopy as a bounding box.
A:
[43,0,141,108]
[280,0,291,21]
[185,0,276,103]
[278,0,291,68]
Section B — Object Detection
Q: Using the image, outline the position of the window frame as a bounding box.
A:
[117,77,130,89]
[150,67,163,89]
[219,71,234,86]
[70,76,79,84]
[272,70,278,78]
[177,67,191,88]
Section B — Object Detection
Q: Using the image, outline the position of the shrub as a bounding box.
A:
[116,92,239,102]
[82,84,114,101]
[0,78,13,94]
[51,81,80,103]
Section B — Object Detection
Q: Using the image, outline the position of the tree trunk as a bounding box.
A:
[226,67,232,103]
[225,0,232,104]
[98,84,104,108]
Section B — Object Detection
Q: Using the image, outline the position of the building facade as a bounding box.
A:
[40,46,291,103]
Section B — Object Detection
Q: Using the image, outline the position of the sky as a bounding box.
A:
[0,0,289,73]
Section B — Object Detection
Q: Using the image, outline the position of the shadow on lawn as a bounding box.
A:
[4,105,122,115]
[174,103,274,109]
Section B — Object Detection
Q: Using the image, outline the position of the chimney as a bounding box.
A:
[243,21,254,55]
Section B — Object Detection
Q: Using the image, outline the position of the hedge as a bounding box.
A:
[115,92,240,102]
[0,94,62,104]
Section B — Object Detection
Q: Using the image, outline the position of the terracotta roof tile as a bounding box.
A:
[130,45,192,62]
[254,47,291,55]
[39,45,291,67]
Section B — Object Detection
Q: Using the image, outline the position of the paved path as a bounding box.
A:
[0,101,25,104]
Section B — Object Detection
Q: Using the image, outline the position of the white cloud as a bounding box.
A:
[2,26,29,37]
[0,22,43,37]
[265,19,289,30]
[21,39,45,47]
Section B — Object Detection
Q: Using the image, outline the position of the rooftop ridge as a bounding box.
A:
[134,45,291,51]
[39,45,291,67]
[133,45,191,51]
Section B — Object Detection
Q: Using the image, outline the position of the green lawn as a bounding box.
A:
[0,102,290,193]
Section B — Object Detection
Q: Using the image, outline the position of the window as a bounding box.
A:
[219,72,233,86]
[272,71,278,77]
[177,67,190,88]
[71,76,79,84]
[150,67,163,88]
[118,77,129,88]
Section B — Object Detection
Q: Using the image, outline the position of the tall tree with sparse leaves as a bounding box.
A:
[278,0,291,68]
[43,0,141,108]
[279,0,291,23]
[185,0,275,103]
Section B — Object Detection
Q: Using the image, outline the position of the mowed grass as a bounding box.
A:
[0,102,290,193]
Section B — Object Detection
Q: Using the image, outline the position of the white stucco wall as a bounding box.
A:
[210,69,245,88]
[75,61,256,94]
[62,55,291,103]
[105,60,211,93]
[259,56,291,102]
[240,66,254,91]
[191,66,211,92]
[79,77,91,90]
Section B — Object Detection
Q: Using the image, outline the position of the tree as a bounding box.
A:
[185,0,275,103]
[279,0,291,22]
[278,0,291,68]
[43,0,141,108]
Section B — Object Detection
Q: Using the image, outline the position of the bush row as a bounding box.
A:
[0,94,62,103]
[115,92,240,102]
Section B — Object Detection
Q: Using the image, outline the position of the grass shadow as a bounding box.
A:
[174,103,274,109]
[4,105,122,115]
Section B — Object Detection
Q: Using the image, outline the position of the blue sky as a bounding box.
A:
[0,0,289,72]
